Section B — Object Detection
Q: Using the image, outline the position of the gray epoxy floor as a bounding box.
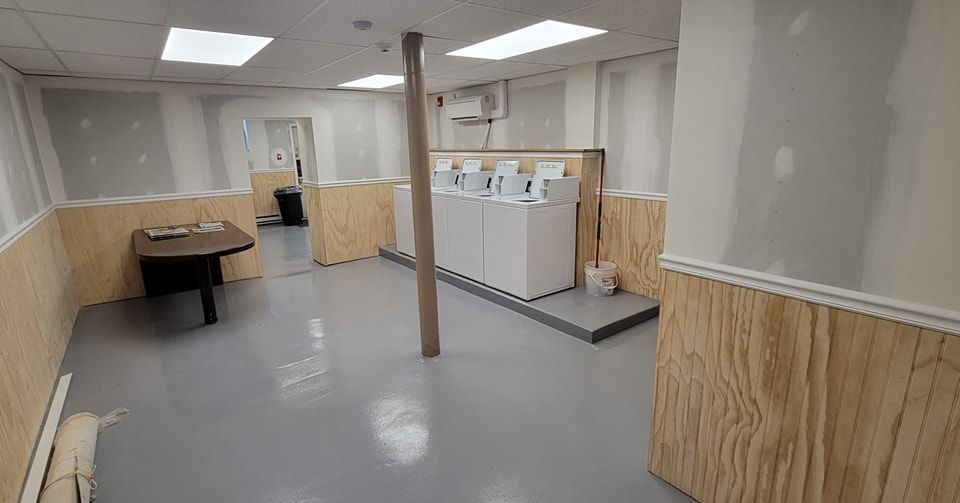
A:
[58,225,692,503]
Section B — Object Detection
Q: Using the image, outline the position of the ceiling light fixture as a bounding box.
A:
[161,27,273,66]
[338,74,405,89]
[447,20,606,60]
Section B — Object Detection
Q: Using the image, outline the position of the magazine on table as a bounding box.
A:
[144,226,189,240]
[189,222,226,234]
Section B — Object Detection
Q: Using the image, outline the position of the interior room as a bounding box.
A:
[1,0,957,502]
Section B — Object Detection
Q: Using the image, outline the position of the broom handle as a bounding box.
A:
[594,151,605,269]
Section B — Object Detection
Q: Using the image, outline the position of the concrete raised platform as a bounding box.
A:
[379,245,659,343]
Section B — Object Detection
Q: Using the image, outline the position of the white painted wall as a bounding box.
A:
[430,70,568,150]
[598,49,677,194]
[564,62,601,149]
[26,77,410,201]
[664,0,960,314]
[244,119,296,171]
[0,60,51,242]
[429,52,679,196]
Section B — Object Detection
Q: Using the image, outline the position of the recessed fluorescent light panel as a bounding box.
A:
[162,27,273,66]
[338,74,405,89]
[447,20,606,60]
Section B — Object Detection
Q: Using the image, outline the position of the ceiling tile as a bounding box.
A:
[496,63,565,80]
[166,0,322,37]
[154,60,235,79]
[327,45,405,74]
[0,0,12,7]
[435,60,557,81]
[285,65,378,87]
[0,47,64,72]
[559,0,680,40]
[245,39,361,70]
[382,34,470,55]
[506,31,664,65]
[152,76,220,84]
[414,3,544,43]
[423,55,485,77]
[58,52,154,76]
[283,69,347,86]
[217,79,278,88]
[466,0,600,17]
[221,66,309,83]
[16,0,168,25]
[286,0,459,47]
[26,12,163,58]
[277,82,330,90]
[425,77,493,93]
[0,8,46,49]
[283,47,405,86]
[560,38,676,66]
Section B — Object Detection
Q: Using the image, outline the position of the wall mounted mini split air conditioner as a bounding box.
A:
[445,94,494,121]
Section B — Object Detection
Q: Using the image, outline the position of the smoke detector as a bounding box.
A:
[353,20,373,31]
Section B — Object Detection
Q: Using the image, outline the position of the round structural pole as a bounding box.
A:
[401,32,440,357]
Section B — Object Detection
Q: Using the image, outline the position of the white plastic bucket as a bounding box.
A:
[585,261,618,297]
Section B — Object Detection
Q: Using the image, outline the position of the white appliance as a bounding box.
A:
[445,94,494,121]
[444,190,485,281]
[394,158,458,265]
[431,157,459,188]
[394,185,414,256]
[481,160,579,300]
[393,184,450,267]
[445,159,519,282]
[456,158,489,191]
[396,158,580,302]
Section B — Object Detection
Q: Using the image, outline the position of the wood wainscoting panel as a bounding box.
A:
[305,181,400,265]
[597,196,666,299]
[573,157,599,288]
[303,184,327,265]
[251,170,297,217]
[649,269,960,503]
[57,194,262,306]
[0,212,79,502]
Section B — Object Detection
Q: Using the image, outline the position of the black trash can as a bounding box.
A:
[274,185,304,226]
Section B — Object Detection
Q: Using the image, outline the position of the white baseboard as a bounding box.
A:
[303,177,409,188]
[20,373,72,503]
[0,204,55,255]
[659,254,960,336]
[598,189,668,202]
[57,188,254,208]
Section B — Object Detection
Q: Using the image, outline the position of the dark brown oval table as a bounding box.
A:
[133,222,255,324]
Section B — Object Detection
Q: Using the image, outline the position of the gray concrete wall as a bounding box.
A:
[0,61,51,240]
[28,77,409,201]
[664,0,960,313]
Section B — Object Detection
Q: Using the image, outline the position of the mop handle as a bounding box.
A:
[594,151,605,268]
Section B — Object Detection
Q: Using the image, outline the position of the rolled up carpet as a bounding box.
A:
[38,408,128,503]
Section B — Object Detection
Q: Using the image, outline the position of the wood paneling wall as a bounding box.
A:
[57,194,263,306]
[649,270,960,503]
[304,182,402,265]
[250,170,297,217]
[0,212,79,502]
[597,196,666,299]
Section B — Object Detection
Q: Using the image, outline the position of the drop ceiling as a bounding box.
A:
[0,0,679,93]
